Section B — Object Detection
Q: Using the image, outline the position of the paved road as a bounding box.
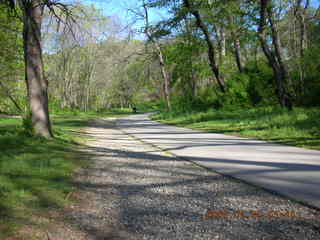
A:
[117,113,320,209]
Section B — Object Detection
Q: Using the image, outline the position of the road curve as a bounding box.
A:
[117,113,320,209]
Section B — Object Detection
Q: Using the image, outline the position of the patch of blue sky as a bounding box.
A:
[71,0,170,39]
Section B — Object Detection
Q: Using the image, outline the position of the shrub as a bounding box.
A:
[21,112,33,136]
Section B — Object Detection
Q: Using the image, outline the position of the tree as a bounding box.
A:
[183,0,226,93]
[0,2,24,113]
[22,0,53,137]
[2,0,73,138]
[45,5,143,111]
[141,1,172,111]
[258,0,293,109]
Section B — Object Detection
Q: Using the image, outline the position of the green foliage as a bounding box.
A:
[245,60,277,106]
[170,95,197,113]
[162,36,209,98]
[196,60,277,110]
[293,46,320,106]
[0,3,25,114]
[135,102,160,113]
[211,73,251,109]
[21,112,34,136]
[167,58,277,114]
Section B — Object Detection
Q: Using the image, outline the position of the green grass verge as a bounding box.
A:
[0,117,21,127]
[0,110,126,239]
[152,106,320,150]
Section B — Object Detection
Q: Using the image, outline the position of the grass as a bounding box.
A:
[0,110,128,239]
[152,106,320,150]
[0,117,21,127]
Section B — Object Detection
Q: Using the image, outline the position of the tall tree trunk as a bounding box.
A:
[295,0,309,57]
[154,42,171,111]
[183,0,226,93]
[218,26,226,65]
[23,0,53,137]
[228,15,244,73]
[184,16,197,99]
[234,38,244,73]
[143,2,171,111]
[258,0,293,110]
[294,0,310,96]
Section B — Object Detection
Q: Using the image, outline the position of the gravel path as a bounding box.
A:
[63,118,320,240]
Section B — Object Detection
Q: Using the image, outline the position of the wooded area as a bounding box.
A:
[0,0,319,137]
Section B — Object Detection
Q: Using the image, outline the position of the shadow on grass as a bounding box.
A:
[52,110,134,130]
[54,119,91,128]
[0,118,89,238]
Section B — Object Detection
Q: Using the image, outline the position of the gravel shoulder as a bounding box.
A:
[52,118,320,240]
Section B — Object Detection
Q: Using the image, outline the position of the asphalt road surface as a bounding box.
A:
[117,113,320,209]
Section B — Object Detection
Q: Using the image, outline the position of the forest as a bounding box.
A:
[0,0,320,137]
[0,1,319,116]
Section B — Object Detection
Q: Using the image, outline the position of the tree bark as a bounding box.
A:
[228,15,244,73]
[23,0,53,137]
[295,0,309,57]
[143,2,171,111]
[183,0,226,93]
[218,26,226,65]
[154,42,171,111]
[234,38,244,73]
[258,0,293,110]
[294,0,310,95]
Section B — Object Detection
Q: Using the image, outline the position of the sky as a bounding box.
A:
[69,0,320,39]
[82,0,168,20]
[79,0,320,19]
[78,0,169,38]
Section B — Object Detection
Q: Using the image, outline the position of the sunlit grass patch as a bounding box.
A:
[0,117,21,127]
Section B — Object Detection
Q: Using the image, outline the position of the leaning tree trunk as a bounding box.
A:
[184,0,226,93]
[258,0,293,110]
[143,1,172,111]
[154,42,171,111]
[228,15,244,73]
[23,0,53,137]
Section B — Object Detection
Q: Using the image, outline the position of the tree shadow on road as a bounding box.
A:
[66,140,320,240]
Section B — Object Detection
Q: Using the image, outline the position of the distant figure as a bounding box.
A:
[132,106,137,113]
